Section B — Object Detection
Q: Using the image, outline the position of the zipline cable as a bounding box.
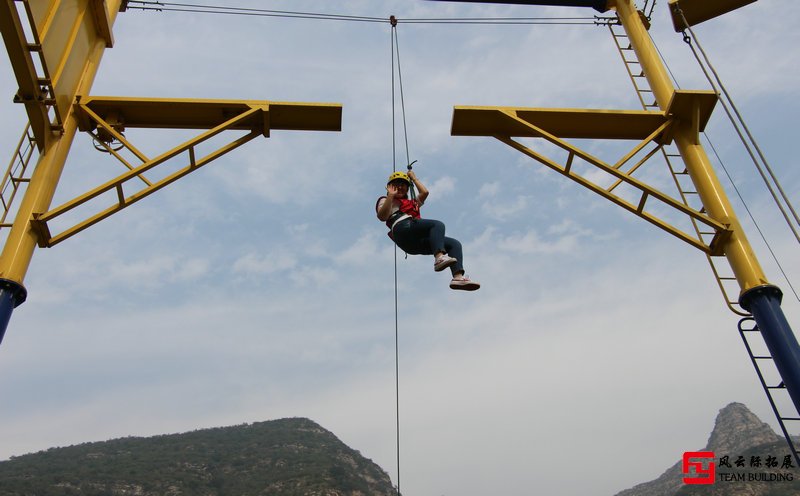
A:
[674,6,800,246]
[124,1,599,25]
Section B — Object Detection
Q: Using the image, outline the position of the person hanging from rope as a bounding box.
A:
[376,169,480,291]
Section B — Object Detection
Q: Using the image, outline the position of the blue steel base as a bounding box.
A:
[740,285,800,415]
[0,279,26,346]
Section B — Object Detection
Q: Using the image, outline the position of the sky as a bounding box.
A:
[1,1,799,495]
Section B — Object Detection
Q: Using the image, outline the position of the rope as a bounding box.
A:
[670,5,799,301]
[675,5,800,246]
[390,16,402,496]
[388,15,420,494]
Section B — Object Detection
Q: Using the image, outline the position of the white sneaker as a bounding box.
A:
[450,275,480,291]
[433,254,457,272]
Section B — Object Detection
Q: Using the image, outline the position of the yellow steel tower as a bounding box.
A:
[0,0,342,342]
[434,0,800,416]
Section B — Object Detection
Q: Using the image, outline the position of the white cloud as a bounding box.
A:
[478,181,500,198]
[233,251,298,276]
[427,175,456,197]
[482,194,529,220]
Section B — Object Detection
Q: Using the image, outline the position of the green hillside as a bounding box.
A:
[0,417,396,496]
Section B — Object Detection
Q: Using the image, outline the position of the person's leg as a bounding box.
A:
[392,219,457,271]
[443,236,464,276]
[393,219,444,254]
[412,218,446,255]
[391,220,434,255]
[441,235,480,291]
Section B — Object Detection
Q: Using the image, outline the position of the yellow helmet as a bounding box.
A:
[386,171,410,186]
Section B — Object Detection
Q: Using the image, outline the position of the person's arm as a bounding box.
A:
[376,189,397,221]
[408,170,428,204]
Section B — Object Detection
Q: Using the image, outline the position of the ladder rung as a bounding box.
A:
[780,417,800,421]
[754,355,772,359]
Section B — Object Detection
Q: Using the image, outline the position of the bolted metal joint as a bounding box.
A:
[0,279,27,308]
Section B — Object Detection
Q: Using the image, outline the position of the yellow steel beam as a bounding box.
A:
[451,92,716,140]
[669,0,758,32]
[666,90,718,141]
[89,0,115,47]
[75,96,343,135]
[452,106,672,141]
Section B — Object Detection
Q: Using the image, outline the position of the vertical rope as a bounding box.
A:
[393,26,412,167]
[389,16,401,496]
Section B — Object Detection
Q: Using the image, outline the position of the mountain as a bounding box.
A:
[0,417,396,496]
[615,402,800,496]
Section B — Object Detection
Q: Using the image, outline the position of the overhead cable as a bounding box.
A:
[124,1,598,25]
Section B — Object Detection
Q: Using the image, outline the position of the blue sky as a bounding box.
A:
[1,1,799,495]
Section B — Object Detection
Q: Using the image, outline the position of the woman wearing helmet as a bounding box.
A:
[376,170,480,291]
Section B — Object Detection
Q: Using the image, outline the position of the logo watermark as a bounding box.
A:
[682,451,796,485]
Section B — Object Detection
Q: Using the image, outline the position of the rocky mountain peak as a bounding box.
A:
[704,402,782,454]
[614,402,798,496]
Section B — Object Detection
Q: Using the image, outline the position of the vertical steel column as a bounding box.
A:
[612,0,800,412]
[740,285,800,410]
[0,0,123,345]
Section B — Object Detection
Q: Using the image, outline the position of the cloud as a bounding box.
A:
[427,175,455,197]
[233,251,298,276]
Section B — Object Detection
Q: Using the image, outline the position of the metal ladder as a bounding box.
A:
[609,15,800,464]
[739,318,800,467]
[0,124,37,231]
